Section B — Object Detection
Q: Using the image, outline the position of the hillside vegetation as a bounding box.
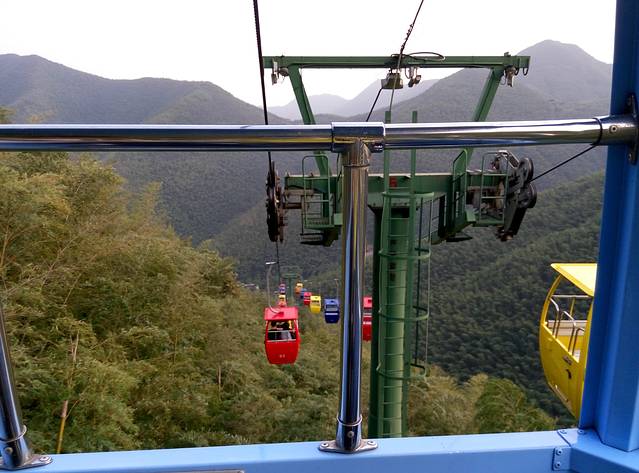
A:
[0,149,553,451]
[0,149,342,451]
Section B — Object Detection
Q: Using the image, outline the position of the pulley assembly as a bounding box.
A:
[266,161,286,242]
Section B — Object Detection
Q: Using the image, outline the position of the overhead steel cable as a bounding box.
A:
[531,145,599,182]
[253,0,281,281]
[366,0,426,121]
[365,88,383,122]
[532,118,603,182]
[252,0,270,131]
[388,0,426,114]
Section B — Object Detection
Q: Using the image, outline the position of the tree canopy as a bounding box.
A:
[0,150,555,453]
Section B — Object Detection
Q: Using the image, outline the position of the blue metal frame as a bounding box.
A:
[581,0,639,453]
[570,430,639,473]
[41,431,569,473]
[1,0,639,471]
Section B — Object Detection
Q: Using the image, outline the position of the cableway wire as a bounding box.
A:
[388,0,426,115]
[365,88,383,121]
[531,144,598,182]
[253,0,281,281]
[366,0,426,121]
[532,120,602,182]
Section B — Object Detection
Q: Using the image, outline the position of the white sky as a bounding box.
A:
[2,0,616,107]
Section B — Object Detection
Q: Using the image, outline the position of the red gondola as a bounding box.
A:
[264,306,301,365]
[362,296,373,342]
[303,291,312,306]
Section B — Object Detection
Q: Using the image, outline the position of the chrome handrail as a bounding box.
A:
[0,114,634,152]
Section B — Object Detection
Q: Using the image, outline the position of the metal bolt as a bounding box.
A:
[555,461,562,469]
[347,431,354,438]
[556,448,563,456]
[3,447,12,455]
[367,440,376,445]
[610,125,619,133]
[559,429,567,434]
[40,456,50,463]
[321,442,329,448]
[578,429,586,435]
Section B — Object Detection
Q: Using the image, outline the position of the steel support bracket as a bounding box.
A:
[552,428,579,471]
[0,453,51,471]
[318,439,378,454]
[626,93,638,164]
[552,446,571,471]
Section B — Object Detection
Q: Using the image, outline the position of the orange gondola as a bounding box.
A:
[264,306,300,365]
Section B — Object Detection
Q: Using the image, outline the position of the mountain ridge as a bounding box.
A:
[0,53,284,124]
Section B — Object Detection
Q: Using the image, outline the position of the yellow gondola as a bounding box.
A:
[310,295,322,314]
[539,263,596,419]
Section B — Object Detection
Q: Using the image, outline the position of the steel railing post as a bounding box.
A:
[319,139,377,454]
[0,306,51,469]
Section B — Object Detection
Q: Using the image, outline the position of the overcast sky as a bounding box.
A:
[2,1,616,107]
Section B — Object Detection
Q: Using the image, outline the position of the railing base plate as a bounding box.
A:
[318,439,378,454]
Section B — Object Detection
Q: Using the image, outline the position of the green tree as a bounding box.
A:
[474,378,555,433]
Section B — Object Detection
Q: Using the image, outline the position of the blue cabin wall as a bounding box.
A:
[581,0,639,453]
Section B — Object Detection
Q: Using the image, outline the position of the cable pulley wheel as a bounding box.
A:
[265,161,285,242]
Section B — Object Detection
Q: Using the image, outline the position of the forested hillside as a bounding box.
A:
[0,149,552,451]
[0,53,292,244]
[0,148,340,451]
